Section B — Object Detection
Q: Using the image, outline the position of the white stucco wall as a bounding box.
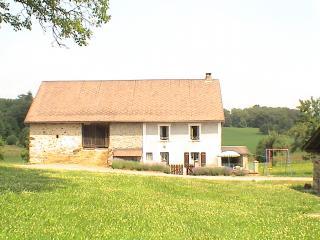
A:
[142,122,222,166]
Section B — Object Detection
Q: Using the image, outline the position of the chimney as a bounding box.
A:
[205,72,213,81]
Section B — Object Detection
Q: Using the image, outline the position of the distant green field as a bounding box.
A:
[222,127,265,153]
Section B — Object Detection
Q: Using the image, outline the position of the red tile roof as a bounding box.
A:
[25,78,224,123]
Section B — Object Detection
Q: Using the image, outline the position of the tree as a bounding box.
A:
[256,132,292,161]
[0,0,111,46]
[223,109,231,127]
[289,97,320,151]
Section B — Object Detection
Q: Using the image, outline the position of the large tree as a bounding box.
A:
[0,0,110,46]
[289,97,320,151]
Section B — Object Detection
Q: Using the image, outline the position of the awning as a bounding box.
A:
[218,150,240,158]
[113,148,142,157]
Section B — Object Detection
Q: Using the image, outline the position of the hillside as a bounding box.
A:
[222,127,265,153]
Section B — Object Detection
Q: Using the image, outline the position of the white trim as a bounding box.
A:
[188,123,201,141]
[158,124,171,141]
[142,123,147,162]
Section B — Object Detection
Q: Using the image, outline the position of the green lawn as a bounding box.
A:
[222,127,265,153]
[1,145,24,163]
[0,164,319,239]
[260,160,313,177]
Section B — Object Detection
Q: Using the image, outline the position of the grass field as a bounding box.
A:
[0,164,319,239]
[222,127,265,153]
[1,145,24,163]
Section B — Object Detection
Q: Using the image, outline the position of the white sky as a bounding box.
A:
[0,0,319,109]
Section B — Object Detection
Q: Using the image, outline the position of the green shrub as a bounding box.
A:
[192,167,232,176]
[0,138,4,146]
[19,127,30,147]
[20,149,29,162]
[233,169,249,176]
[112,160,169,173]
[149,164,170,174]
[6,135,18,145]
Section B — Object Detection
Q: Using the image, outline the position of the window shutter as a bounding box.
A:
[184,152,189,166]
[201,152,206,167]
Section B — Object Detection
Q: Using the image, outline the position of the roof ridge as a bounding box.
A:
[41,78,213,83]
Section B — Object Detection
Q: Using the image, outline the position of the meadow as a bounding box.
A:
[222,127,265,153]
[0,163,320,239]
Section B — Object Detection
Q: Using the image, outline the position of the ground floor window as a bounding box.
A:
[221,157,242,168]
[160,152,169,164]
[146,152,153,161]
[190,152,200,165]
[82,124,108,148]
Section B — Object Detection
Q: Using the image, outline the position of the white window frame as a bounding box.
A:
[158,124,171,141]
[190,152,200,165]
[160,152,170,164]
[146,152,153,161]
[189,124,201,141]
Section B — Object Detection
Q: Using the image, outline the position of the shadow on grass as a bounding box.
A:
[290,184,319,197]
[0,165,73,194]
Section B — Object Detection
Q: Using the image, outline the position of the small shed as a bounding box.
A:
[304,128,320,195]
[221,146,250,169]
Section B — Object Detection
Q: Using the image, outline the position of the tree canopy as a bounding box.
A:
[223,105,299,134]
[288,97,320,151]
[0,92,33,144]
[0,0,111,46]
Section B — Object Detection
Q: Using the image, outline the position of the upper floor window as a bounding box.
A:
[159,125,169,140]
[190,125,200,140]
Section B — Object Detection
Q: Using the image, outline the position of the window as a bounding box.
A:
[159,126,169,140]
[190,125,200,140]
[191,152,199,164]
[160,152,169,164]
[146,152,153,161]
[82,124,108,148]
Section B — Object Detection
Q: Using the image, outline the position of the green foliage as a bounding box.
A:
[20,149,29,162]
[6,135,17,145]
[223,109,232,127]
[0,0,110,46]
[18,127,30,147]
[289,97,320,151]
[192,166,233,176]
[256,132,292,161]
[112,160,170,173]
[0,92,32,140]
[0,166,320,239]
[226,105,299,134]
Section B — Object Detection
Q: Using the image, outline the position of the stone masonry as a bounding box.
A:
[109,123,142,149]
[29,122,142,165]
[29,123,110,166]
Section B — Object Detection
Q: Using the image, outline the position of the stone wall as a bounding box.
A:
[109,123,143,149]
[314,159,320,195]
[29,123,111,166]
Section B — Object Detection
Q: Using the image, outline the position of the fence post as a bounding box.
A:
[253,160,259,174]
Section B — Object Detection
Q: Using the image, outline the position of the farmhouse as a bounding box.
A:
[304,128,320,195]
[25,73,225,167]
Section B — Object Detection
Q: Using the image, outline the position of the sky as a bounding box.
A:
[0,0,319,110]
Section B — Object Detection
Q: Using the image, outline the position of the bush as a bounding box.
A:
[19,127,30,147]
[112,160,169,173]
[6,135,18,145]
[233,169,249,176]
[192,167,232,176]
[20,149,29,162]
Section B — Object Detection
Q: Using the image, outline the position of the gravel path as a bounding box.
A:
[18,163,313,182]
